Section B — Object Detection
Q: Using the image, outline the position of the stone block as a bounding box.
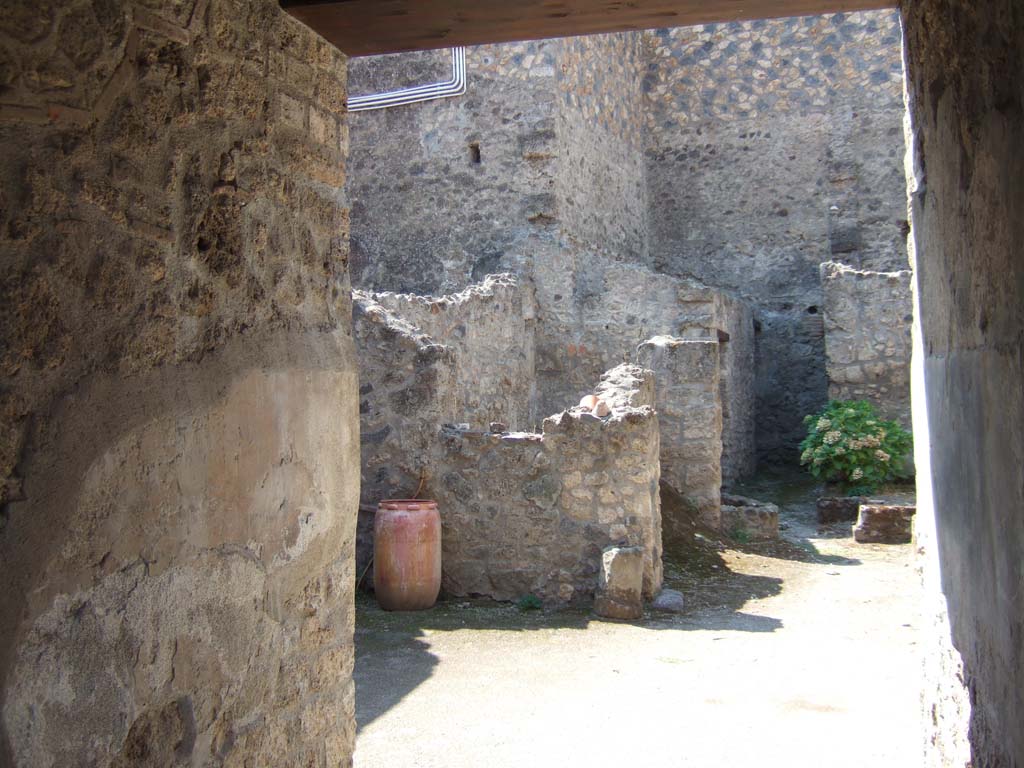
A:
[853,504,916,544]
[651,588,686,613]
[720,493,779,540]
[594,546,644,620]
[817,495,870,524]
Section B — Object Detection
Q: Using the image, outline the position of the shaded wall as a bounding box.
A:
[644,11,909,461]
[902,0,1024,764]
[0,1,358,765]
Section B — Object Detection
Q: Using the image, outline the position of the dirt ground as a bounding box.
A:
[353,471,924,767]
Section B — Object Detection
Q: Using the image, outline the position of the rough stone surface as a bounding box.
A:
[816,495,868,524]
[369,273,537,429]
[530,252,755,482]
[902,1,1024,763]
[821,262,913,426]
[852,504,915,544]
[346,18,907,465]
[650,588,686,613]
[637,336,723,532]
[720,493,779,540]
[645,11,909,463]
[0,1,359,765]
[593,545,644,620]
[351,294,458,582]
[435,364,662,603]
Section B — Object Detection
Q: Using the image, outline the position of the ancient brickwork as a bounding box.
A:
[529,250,755,479]
[351,294,458,578]
[820,261,913,426]
[435,363,662,603]
[555,33,647,259]
[0,1,358,765]
[644,10,909,462]
[346,14,909,467]
[347,42,560,294]
[637,337,723,533]
[370,274,537,429]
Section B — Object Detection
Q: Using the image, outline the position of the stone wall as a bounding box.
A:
[638,337,723,534]
[820,261,913,425]
[903,1,1024,764]
[351,294,457,577]
[346,14,909,464]
[347,42,560,294]
[715,292,757,482]
[370,273,537,429]
[554,33,647,259]
[644,10,909,462]
[529,250,755,479]
[0,1,358,765]
[434,364,662,603]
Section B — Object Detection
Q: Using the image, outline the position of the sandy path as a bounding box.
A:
[354,485,923,767]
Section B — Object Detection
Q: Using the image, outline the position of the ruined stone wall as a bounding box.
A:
[0,1,358,765]
[351,295,458,578]
[434,364,662,604]
[531,250,755,480]
[820,261,913,426]
[347,43,560,294]
[554,33,647,259]
[638,337,723,534]
[644,10,909,462]
[370,274,537,429]
[902,1,1024,764]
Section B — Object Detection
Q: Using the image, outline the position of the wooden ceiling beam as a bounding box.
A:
[281,0,896,57]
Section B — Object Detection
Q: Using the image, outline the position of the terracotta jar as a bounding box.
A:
[373,499,442,611]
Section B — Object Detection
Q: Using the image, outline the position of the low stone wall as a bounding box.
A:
[821,261,913,426]
[369,274,537,429]
[434,364,662,603]
[637,336,723,533]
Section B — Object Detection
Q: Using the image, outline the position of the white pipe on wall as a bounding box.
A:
[347,47,466,112]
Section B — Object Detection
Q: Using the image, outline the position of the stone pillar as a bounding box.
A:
[902,1,1024,764]
[637,336,722,532]
[0,1,358,765]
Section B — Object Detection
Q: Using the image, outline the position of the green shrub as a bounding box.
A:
[799,400,912,494]
[517,594,543,611]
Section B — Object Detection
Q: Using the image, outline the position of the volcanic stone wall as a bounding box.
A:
[370,273,537,430]
[346,13,909,466]
[0,1,359,765]
[347,42,561,294]
[820,261,913,426]
[638,337,723,534]
[644,10,909,462]
[435,364,662,604]
[554,33,648,260]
